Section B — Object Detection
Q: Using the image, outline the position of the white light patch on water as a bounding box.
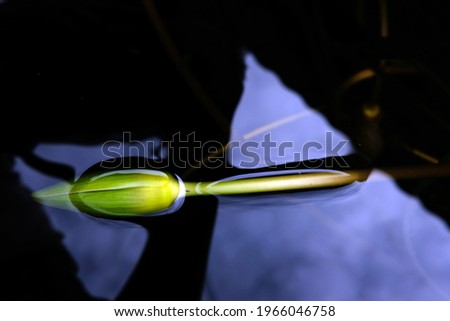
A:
[228,53,354,168]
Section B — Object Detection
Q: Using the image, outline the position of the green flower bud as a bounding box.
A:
[33,169,185,217]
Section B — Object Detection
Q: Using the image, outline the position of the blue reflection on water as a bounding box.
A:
[15,144,147,300]
[202,53,450,300]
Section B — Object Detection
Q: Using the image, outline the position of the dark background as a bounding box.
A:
[1,0,450,300]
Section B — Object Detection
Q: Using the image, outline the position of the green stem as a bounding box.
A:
[184,171,359,197]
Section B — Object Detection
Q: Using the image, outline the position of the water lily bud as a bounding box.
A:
[34,169,185,217]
